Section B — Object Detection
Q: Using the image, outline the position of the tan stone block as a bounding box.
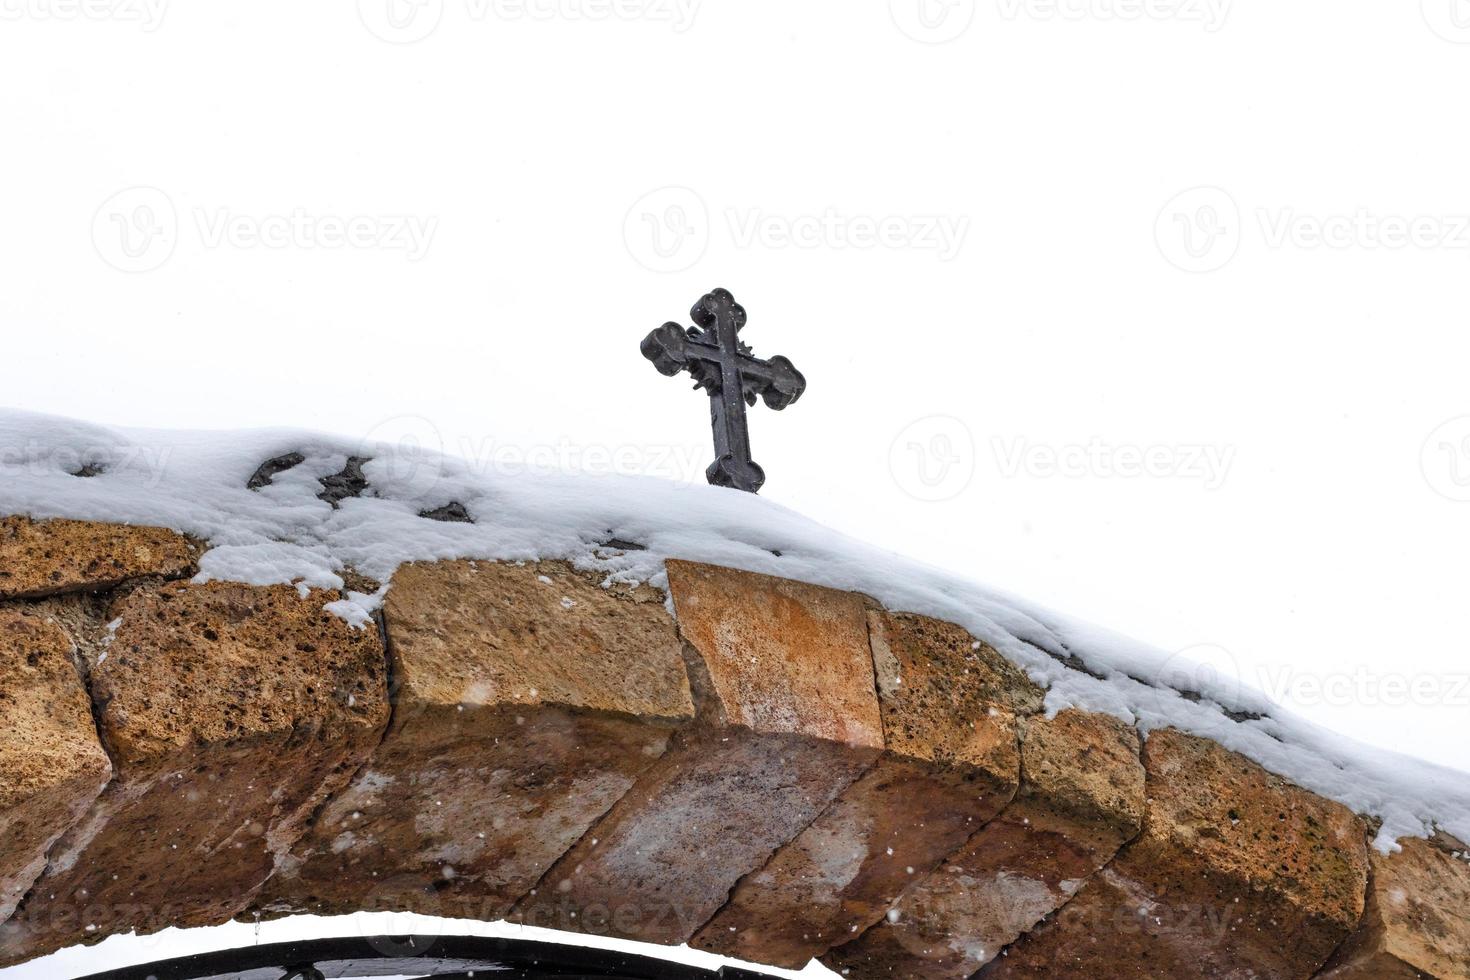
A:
[866,610,1045,765]
[663,560,883,745]
[0,517,196,601]
[1319,834,1470,980]
[0,581,388,964]
[512,561,884,947]
[824,709,1144,979]
[0,606,112,923]
[692,612,1041,969]
[257,560,694,921]
[977,728,1369,980]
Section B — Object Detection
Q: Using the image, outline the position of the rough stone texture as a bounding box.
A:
[663,560,883,744]
[825,709,1144,978]
[1318,834,1470,980]
[0,516,196,601]
[0,525,1459,978]
[977,728,1369,980]
[513,561,884,946]
[256,560,695,922]
[692,612,1043,969]
[866,610,1046,763]
[0,606,112,923]
[0,581,389,965]
[514,731,878,945]
[690,756,1008,969]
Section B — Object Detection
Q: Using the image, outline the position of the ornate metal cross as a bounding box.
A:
[641,288,806,493]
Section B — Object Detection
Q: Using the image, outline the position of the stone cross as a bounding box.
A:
[641,288,806,494]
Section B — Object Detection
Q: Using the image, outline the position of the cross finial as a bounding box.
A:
[641,288,806,494]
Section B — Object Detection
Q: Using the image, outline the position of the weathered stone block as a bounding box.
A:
[0,607,112,924]
[867,610,1045,763]
[692,612,1042,968]
[0,581,388,964]
[513,561,884,946]
[977,728,1369,980]
[664,560,883,743]
[515,731,878,945]
[0,516,196,601]
[257,560,694,921]
[1319,834,1470,980]
[824,709,1144,978]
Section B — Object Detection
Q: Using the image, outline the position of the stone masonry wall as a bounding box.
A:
[0,515,1466,978]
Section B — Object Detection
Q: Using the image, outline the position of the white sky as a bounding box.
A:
[0,8,1468,972]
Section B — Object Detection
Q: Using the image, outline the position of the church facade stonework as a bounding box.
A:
[0,515,1465,978]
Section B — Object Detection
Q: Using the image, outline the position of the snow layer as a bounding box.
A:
[1,408,1465,852]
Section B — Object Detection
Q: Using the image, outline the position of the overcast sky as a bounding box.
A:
[2,0,1467,875]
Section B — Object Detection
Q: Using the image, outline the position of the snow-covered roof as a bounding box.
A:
[1,408,1465,852]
